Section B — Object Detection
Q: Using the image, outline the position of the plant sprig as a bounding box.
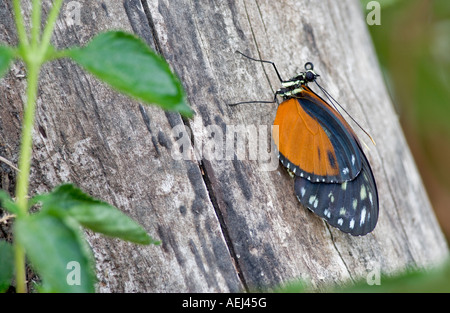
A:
[0,0,192,293]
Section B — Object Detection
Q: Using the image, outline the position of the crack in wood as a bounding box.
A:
[138,0,248,290]
[325,223,355,283]
[242,0,277,98]
[138,104,161,157]
[199,159,249,292]
[139,0,163,54]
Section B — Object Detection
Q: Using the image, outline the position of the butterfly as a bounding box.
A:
[231,52,379,236]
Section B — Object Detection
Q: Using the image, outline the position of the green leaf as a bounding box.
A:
[0,46,15,79]
[66,31,193,117]
[14,213,96,292]
[0,190,19,215]
[337,261,450,293]
[35,184,158,245]
[0,241,14,293]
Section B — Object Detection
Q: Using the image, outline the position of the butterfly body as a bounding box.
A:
[272,63,379,236]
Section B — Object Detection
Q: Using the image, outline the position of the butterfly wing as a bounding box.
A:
[294,151,378,236]
[273,88,362,183]
[273,87,378,235]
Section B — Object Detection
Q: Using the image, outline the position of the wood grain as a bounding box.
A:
[0,0,447,292]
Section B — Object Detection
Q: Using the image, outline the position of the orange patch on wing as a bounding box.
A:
[273,97,339,177]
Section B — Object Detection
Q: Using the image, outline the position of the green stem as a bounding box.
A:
[15,63,39,214]
[14,62,40,293]
[31,0,42,49]
[39,0,64,56]
[14,242,26,293]
[12,0,29,48]
[12,0,64,293]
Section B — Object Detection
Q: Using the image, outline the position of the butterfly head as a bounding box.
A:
[278,62,319,98]
[304,62,319,83]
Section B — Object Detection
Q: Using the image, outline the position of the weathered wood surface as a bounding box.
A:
[0,0,448,292]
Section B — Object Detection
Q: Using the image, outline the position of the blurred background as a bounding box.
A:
[360,0,450,240]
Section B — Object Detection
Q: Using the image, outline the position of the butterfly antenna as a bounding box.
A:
[314,80,376,146]
[235,50,285,82]
[228,51,282,106]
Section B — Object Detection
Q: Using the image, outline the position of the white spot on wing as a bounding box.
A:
[363,173,368,182]
[360,207,367,226]
[328,191,335,203]
[360,185,367,200]
[349,218,355,229]
[337,218,343,226]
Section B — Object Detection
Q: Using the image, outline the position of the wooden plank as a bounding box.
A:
[143,0,448,290]
[0,0,447,293]
[0,0,242,292]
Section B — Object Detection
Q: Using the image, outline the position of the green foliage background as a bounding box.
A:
[361,0,450,238]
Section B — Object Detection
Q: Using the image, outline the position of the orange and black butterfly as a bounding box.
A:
[231,52,378,236]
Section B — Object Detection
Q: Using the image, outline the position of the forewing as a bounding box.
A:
[273,88,362,183]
